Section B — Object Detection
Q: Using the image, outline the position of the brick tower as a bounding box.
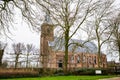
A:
[40,12,53,72]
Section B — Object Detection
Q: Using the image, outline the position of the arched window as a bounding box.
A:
[89,56,92,64]
[83,56,86,62]
[77,55,80,63]
[94,56,96,64]
[71,56,74,63]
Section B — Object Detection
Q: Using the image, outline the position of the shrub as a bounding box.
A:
[1,61,8,68]
[0,68,39,78]
[73,68,96,75]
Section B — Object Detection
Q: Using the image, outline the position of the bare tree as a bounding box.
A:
[0,41,7,66]
[37,0,110,73]
[25,44,35,68]
[108,13,120,62]
[0,0,41,36]
[86,0,116,68]
[34,48,41,68]
[12,43,26,68]
[0,0,42,68]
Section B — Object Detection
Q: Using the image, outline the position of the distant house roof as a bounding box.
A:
[48,37,98,53]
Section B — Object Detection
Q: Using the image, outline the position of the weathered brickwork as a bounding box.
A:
[47,51,107,69]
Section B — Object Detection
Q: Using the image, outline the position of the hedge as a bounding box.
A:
[0,68,39,78]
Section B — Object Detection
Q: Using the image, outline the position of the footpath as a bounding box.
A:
[99,77,120,80]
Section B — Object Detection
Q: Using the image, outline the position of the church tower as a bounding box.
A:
[40,12,54,70]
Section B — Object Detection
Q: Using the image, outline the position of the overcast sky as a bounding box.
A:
[1,0,120,62]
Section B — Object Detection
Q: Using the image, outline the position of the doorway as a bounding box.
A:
[58,60,63,68]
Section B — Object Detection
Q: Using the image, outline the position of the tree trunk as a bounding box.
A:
[15,54,19,68]
[0,50,4,66]
[64,29,69,74]
[98,45,101,68]
[26,53,29,68]
[96,25,101,68]
[118,44,120,63]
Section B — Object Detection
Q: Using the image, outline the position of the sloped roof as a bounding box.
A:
[48,37,97,53]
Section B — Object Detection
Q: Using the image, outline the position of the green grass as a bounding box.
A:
[0,75,115,80]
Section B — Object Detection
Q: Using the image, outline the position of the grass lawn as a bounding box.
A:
[1,75,115,80]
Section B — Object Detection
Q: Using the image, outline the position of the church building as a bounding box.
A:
[40,14,107,70]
